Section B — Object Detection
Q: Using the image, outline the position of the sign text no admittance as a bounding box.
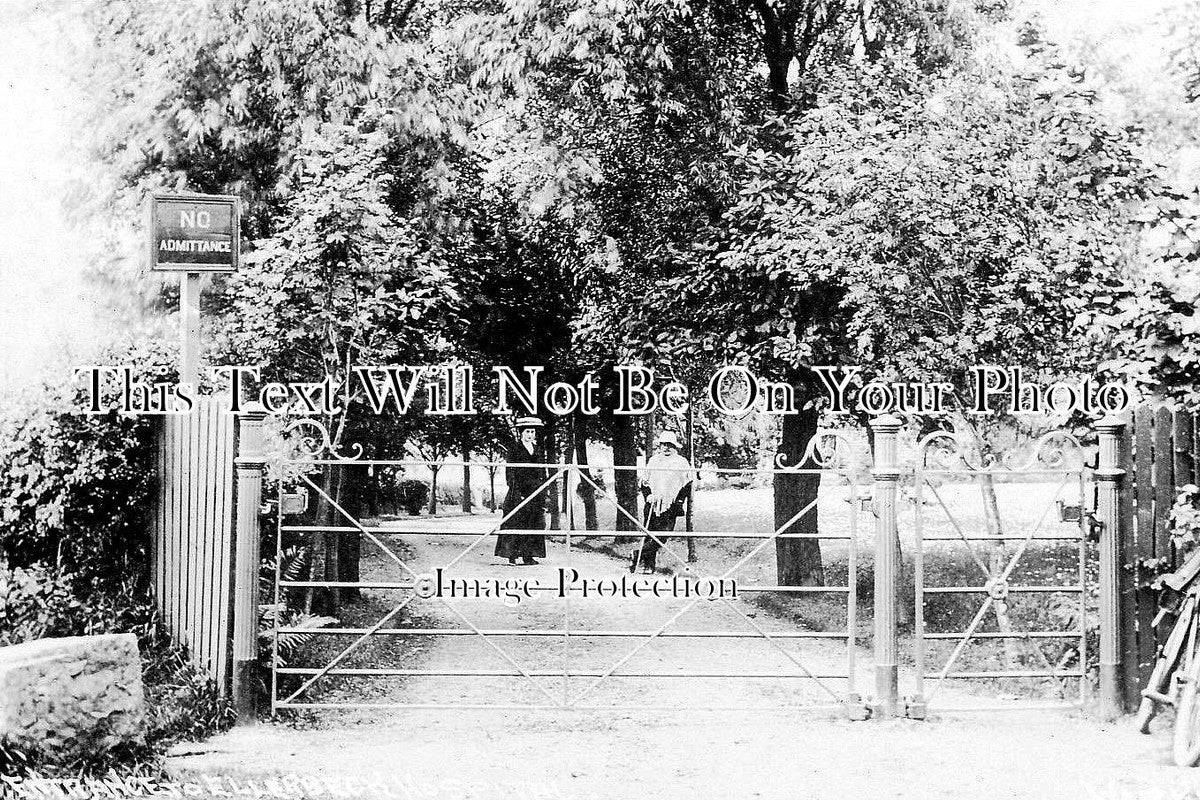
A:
[149,194,240,272]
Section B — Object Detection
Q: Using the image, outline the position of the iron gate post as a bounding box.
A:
[870,414,903,718]
[232,402,268,722]
[1095,416,1126,720]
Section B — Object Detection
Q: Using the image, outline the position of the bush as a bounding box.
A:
[0,562,234,776]
[396,478,429,515]
[0,333,233,775]
[0,564,89,645]
[0,335,172,584]
[0,638,232,777]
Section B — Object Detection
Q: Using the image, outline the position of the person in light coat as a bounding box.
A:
[630,431,693,573]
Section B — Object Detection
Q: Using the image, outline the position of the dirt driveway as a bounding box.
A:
[170,515,1195,799]
[172,709,1187,800]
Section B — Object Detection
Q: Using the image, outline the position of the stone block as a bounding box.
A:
[0,633,146,760]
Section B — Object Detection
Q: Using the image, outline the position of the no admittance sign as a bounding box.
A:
[149,193,240,272]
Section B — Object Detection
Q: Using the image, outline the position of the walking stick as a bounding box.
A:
[630,502,651,573]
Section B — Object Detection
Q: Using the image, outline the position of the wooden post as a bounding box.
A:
[1154,406,1175,565]
[1174,410,1195,492]
[1118,417,1139,709]
[232,402,267,723]
[870,414,902,717]
[1095,416,1126,720]
[180,273,201,388]
[1134,410,1157,674]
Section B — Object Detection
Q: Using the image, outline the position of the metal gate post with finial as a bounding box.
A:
[1094,416,1126,720]
[870,414,903,718]
[232,402,268,722]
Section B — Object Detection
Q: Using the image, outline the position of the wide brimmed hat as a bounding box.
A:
[656,431,682,450]
[515,416,545,429]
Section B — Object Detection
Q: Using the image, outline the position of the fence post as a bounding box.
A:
[870,414,903,718]
[1095,416,1126,720]
[232,402,268,723]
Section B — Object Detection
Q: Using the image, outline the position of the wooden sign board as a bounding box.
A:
[149,193,240,272]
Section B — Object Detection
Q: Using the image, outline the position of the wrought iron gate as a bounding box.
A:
[267,430,865,713]
[910,430,1093,714]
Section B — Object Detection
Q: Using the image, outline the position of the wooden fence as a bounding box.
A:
[1120,406,1199,707]
[150,396,237,692]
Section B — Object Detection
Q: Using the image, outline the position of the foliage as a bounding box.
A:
[73,0,472,314]
[0,334,172,586]
[1171,484,1200,555]
[396,478,430,516]
[0,562,233,776]
[0,328,234,774]
[258,610,340,668]
[663,45,1148,403]
[257,546,337,704]
[1165,1,1200,105]
[1091,182,1200,408]
[0,564,90,645]
[139,633,234,759]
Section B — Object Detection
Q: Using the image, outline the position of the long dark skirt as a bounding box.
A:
[495,494,546,560]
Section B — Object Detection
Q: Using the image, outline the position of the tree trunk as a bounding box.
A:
[686,404,696,562]
[313,467,345,614]
[574,430,598,531]
[337,467,360,603]
[487,466,497,512]
[546,418,562,531]
[958,415,1021,668]
[980,474,1021,667]
[304,465,336,614]
[461,437,473,513]
[612,413,638,542]
[775,407,823,586]
[428,466,439,515]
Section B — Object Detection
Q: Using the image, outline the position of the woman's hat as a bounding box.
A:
[515,416,545,430]
[656,431,682,450]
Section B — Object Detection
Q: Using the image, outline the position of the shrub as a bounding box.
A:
[0,333,233,775]
[0,334,172,585]
[1171,484,1200,555]
[0,564,89,644]
[0,562,234,776]
[396,478,429,515]
[256,546,338,699]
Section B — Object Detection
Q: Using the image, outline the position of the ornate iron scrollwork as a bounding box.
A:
[283,418,364,461]
[774,430,861,472]
[917,428,1085,473]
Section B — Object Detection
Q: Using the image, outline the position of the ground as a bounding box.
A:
[171,710,1186,800]
[167,480,1188,799]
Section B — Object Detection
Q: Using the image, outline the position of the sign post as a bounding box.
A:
[149,193,240,387]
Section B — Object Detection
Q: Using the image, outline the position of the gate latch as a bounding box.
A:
[1057,500,1102,541]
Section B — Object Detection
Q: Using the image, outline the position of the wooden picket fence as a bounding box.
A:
[1119,406,1200,707]
[149,396,237,692]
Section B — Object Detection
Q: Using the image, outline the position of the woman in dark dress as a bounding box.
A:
[495,417,548,565]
